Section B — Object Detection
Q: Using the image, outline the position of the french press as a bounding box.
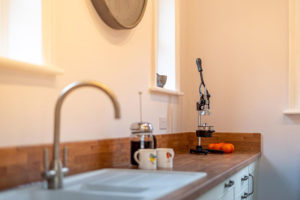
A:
[130,122,157,165]
[130,92,157,165]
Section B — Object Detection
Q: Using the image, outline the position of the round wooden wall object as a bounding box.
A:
[91,0,148,29]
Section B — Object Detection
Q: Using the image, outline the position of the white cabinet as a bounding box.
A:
[247,161,258,200]
[197,160,258,200]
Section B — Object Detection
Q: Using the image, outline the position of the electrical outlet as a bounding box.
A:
[159,117,167,130]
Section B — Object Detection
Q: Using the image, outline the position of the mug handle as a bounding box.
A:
[134,150,141,165]
[169,150,175,158]
[171,150,175,158]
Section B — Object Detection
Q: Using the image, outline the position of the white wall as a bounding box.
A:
[1,1,298,199]
[181,0,300,199]
[0,0,184,147]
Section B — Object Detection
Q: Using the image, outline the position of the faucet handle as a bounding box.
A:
[62,146,69,175]
[42,148,56,179]
[43,148,49,172]
[63,146,68,167]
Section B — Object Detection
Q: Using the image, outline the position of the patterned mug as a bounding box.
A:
[134,149,157,170]
[156,148,175,168]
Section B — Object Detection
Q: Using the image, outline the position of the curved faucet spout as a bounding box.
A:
[54,81,121,160]
[45,80,121,189]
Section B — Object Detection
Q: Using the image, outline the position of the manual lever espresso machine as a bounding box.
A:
[190,58,223,155]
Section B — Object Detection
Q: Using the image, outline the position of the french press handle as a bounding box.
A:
[153,135,157,148]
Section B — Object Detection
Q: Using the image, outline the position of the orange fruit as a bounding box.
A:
[221,143,234,153]
[214,143,223,150]
[208,143,216,150]
[208,143,235,153]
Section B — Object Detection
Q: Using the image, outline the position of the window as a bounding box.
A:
[150,0,183,96]
[157,0,175,90]
[0,0,63,75]
[285,0,300,114]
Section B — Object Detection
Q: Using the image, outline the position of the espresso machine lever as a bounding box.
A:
[190,58,223,155]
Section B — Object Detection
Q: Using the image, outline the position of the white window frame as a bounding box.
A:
[0,0,63,75]
[149,0,183,96]
[285,0,300,114]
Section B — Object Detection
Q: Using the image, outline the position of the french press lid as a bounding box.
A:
[130,92,153,134]
[130,122,153,134]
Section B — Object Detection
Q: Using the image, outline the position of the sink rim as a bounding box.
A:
[0,168,207,200]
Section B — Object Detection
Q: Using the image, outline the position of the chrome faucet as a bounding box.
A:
[42,81,121,189]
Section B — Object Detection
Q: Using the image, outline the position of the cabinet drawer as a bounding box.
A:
[220,186,234,200]
[196,180,225,200]
[236,186,249,200]
[232,166,249,193]
[197,177,235,200]
[221,177,235,195]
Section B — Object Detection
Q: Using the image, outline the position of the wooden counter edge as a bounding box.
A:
[159,152,261,200]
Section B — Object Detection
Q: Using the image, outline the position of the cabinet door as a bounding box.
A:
[232,166,249,194]
[236,186,249,200]
[248,161,258,200]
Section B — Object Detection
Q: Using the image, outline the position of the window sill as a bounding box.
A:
[283,110,300,115]
[0,57,63,75]
[149,86,184,96]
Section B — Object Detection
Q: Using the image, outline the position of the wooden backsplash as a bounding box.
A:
[200,132,261,152]
[0,132,260,190]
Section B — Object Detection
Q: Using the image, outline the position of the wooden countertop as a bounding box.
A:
[115,151,261,200]
[112,132,261,200]
[157,152,261,200]
[0,132,261,192]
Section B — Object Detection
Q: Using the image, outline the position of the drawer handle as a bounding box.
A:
[224,180,234,188]
[241,192,249,199]
[248,173,254,195]
[241,175,249,181]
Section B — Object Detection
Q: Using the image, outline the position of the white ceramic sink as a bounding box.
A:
[0,169,206,200]
[0,190,140,200]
